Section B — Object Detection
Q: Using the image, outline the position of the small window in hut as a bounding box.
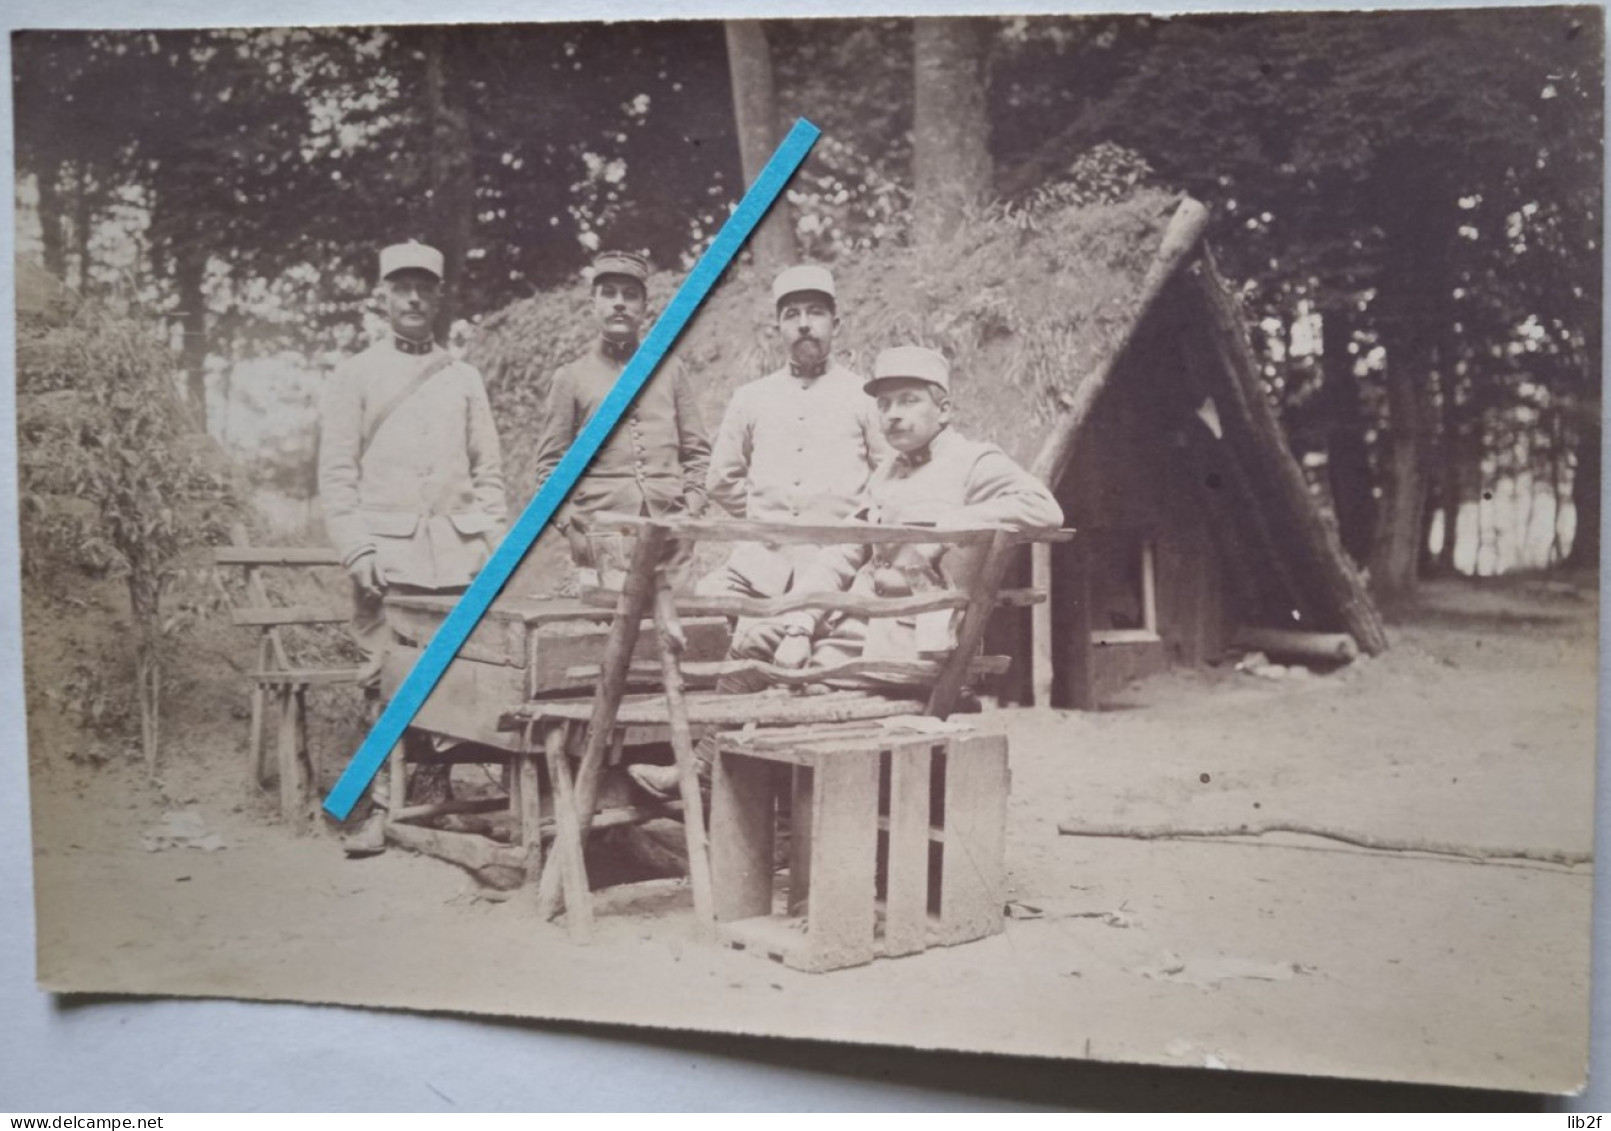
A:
[1089,534,1159,645]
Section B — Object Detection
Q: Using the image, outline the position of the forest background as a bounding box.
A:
[9,9,1604,753]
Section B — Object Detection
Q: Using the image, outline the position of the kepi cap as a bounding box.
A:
[772,264,836,307]
[592,249,650,284]
[867,346,951,395]
[379,241,444,282]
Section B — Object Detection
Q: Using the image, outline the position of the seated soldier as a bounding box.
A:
[628,345,1062,800]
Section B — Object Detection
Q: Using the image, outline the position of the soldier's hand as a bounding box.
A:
[348,552,383,598]
[773,633,812,670]
[732,617,787,659]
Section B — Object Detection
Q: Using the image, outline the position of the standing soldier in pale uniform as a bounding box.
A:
[318,240,508,850]
[531,249,711,588]
[701,264,891,597]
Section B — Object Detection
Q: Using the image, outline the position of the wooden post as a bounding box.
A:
[277,685,313,832]
[544,721,593,942]
[653,575,716,940]
[882,741,933,957]
[249,635,271,785]
[926,530,1015,718]
[1065,537,1096,711]
[517,724,545,886]
[386,736,408,822]
[535,524,667,920]
[1030,542,1053,707]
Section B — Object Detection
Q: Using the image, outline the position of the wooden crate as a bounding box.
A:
[710,725,1009,973]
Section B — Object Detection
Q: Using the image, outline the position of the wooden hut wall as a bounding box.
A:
[1044,300,1233,706]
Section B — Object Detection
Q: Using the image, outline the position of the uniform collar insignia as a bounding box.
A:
[600,336,636,362]
[394,335,434,356]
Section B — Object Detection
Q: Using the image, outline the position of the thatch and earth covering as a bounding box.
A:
[470,189,1384,706]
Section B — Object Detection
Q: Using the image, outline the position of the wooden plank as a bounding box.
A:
[214,545,343,566]
[933,734,1009,946]
[1031,542,1053,707]
[514,688,922,728]
[544,721,593,942]
[392,796,507,823]
[581,586,1045,620]
[384,592,615,627]
[710,749,775,924]
[789,764,813,917]
[591,511,1073,547]
[927,529,1016,718]
[654,578,716,940]
[529,616,728,695]
[563,654,1011,688]
[384,821,527,872]
[798,748,879,972]
[883,741,933,958]
[535,524,667,921]
[250,667,365,687]
[232,606,349,628]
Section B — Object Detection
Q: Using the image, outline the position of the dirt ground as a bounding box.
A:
[23,571,1598,1095]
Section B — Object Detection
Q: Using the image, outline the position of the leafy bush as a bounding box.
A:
[18,298,239,767]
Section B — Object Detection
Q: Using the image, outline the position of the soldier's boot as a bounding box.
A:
[627,734,716,802]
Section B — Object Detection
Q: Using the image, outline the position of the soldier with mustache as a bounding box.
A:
[699,265,890,598]
[531,249,712,588]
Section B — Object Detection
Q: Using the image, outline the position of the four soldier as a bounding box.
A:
[320,243,1061,819]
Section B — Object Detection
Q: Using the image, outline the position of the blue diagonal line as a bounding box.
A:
[324,118,822,820]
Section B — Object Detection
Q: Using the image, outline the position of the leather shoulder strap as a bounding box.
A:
[360,352,456,460]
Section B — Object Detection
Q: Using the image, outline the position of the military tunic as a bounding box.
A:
[318,336,508,682]
[701,362,891,598]
[761,427,1064,676]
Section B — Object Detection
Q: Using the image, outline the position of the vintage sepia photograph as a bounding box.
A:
[11,7,1603,1096]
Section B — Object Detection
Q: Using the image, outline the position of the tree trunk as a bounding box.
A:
[1370,337,1431,599]
[425,28,475,335]
[1367,153,1450,601]
[1566,409,1601,570]
[724,20,794,274]
[72,161,95,293]
[35,155,67,280]
[913,18,993,246]
[1317,300,1376,565]
[173,244,209,417]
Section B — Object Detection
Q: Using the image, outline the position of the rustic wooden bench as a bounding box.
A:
[213,534,365,829]
[519,513,1071,945]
